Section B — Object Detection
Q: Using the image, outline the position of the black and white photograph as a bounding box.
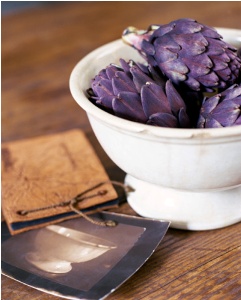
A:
[2,212,169,299]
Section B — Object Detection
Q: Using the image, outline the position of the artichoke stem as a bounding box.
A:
[122,26,150,50]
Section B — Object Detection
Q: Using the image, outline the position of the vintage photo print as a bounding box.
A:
[2,212,169,299]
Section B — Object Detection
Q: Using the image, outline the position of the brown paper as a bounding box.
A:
[1,129,118,235]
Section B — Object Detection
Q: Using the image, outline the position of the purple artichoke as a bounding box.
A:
[237,48,241,84]
[87,59,191,128]
[238,47,241,59]
[197,84,241,128]
[122,18,241,92]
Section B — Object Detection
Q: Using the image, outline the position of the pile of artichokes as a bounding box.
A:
[88,18,241,129]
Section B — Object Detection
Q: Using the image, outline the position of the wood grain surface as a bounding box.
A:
[2,2,241,299]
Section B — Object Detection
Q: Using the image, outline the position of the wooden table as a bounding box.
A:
[2,2,241,299]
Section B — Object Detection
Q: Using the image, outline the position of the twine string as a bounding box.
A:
[69,198,117,227]
[17,180,134,227]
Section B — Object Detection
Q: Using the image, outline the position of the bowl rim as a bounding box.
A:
[69,28,241,140]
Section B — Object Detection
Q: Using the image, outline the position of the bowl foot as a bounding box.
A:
[125,175,241,230]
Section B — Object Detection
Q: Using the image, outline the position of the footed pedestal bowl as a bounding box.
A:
[70,28,241,230]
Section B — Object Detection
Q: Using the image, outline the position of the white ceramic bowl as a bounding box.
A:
[70,28,241,230]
